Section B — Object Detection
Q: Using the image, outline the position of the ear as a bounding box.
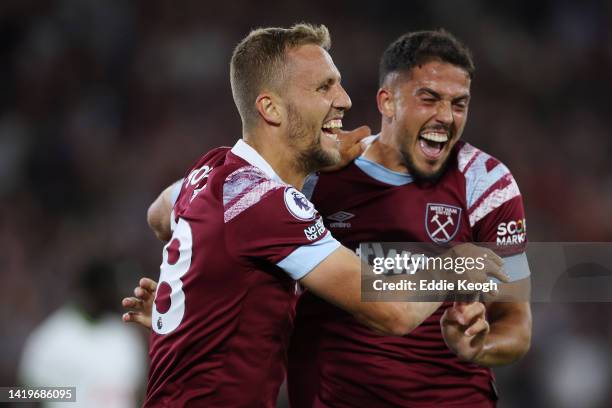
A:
[376,88,394,119]
[255,93,282,126]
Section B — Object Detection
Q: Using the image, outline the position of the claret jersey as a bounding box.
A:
[146,140,340,407]
[289,136,530,408]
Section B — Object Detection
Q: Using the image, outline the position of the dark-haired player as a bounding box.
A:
[287,30,531,408]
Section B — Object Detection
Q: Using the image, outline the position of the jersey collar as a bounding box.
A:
[356,134,414,186]
[230,139,284,183]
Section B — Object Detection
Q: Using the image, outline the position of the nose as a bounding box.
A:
[435,100,454,126]
[334,84,352,111]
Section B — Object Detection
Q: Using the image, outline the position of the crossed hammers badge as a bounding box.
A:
[425,203,462,243]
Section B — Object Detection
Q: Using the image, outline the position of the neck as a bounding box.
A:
[363,126,409,174]
[243,131,309,191]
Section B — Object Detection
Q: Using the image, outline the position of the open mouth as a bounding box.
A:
[321,119,342,141]
[418,131,449,160]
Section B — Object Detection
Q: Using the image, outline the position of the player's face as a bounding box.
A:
[392,60,471,182]
[282,44,352,173]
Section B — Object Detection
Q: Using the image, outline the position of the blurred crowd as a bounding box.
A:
[1,0,611,407]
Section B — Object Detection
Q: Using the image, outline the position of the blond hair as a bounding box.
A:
[230,23,331,129]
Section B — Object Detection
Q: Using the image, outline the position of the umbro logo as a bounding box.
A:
[328,211,355,222]
[327,211,355,228]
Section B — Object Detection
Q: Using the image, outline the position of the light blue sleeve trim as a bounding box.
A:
[302,173,319,200]
[170,179,183,205]
[502,252,531,282]
[355,156,413,186]
[277,231,341,280]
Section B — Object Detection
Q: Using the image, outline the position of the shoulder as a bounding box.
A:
[455,142,522,226]
[184,146,231,181]
[456,141,512,177]
[222,165,288,223]
[173,147,232,205]
[192,146,231,169]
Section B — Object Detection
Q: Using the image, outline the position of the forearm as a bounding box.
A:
[360,270,446,335]
[304,243,502,337]
[147,182,180,241]
[354,301,441,336]
[473,303,532,367]
[402,301,442,331]
[303,247,441,336]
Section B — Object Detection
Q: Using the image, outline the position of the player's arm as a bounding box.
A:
[147,181,181,242]
[300,244,507,336]
[441,285,531,367]
[119,252,434,334]
[474,297,531,367]
[300,246,437,335]
[471,192,532,366]
[444,166,532,366]
[442,265,531,366]
[122,244,507,335]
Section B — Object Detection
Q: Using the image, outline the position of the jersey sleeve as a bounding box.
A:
[170,179,183,205]
[223,166,340,280]
[461,146,529,282]
[473,194,529,282]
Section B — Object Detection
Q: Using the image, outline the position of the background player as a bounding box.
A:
[20,260,146,408]
[130,24,505,407]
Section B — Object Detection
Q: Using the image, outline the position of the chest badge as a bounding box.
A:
[425,203,462,243]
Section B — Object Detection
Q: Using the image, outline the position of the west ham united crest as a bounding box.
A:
[425,203,462,243]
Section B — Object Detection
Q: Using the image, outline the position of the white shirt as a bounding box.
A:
[19,306,146,408]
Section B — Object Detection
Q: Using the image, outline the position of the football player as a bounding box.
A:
[287,30,532,408]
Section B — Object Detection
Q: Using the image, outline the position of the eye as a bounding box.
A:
[421,97,437,104]
[453,101,468,111]
[317,84,331,92]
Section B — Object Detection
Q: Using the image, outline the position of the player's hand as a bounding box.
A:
[440,301,489,363]
[122,277,157,330]
[321,125,371,172]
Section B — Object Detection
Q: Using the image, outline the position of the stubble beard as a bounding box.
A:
[399,131,452,185]
[287,104,340,175]
[400,148,449,184]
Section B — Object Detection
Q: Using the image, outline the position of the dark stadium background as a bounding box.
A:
[1,0,611,407]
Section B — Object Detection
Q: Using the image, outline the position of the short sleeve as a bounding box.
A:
[473,192,529,282]
[460,144,530,282]
[170,179,183,205]
[223,166,340,280]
